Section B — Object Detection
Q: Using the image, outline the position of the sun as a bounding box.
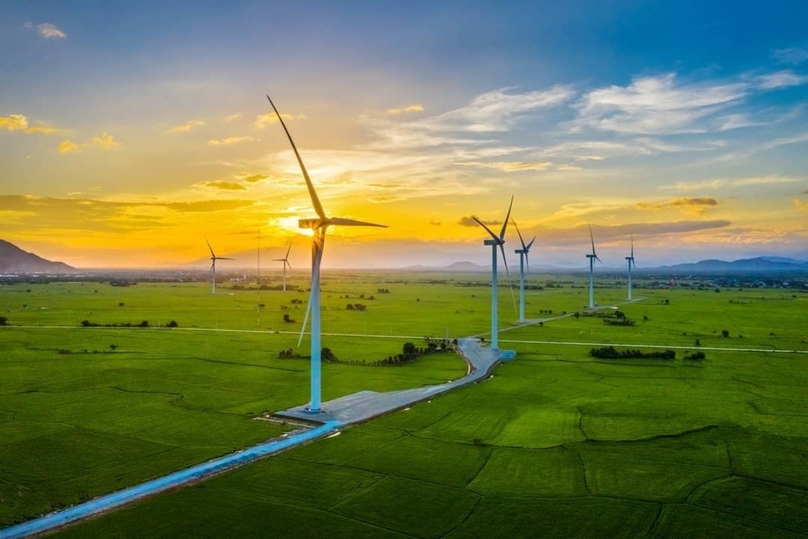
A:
[272,216,313,237]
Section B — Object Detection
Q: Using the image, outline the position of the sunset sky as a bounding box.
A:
[2,0,808,269]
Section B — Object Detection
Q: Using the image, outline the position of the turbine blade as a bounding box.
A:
[218,257,234,261]
[297,293,312,347]
[499,195,514,241]
[328,217,387,228]
[266,95,326,221]
[285,260,292,271]
[526,237,536,251]
[514,220,527,251]
[285,242,292,258]
[525,252,530,274]
[205,237,215,258]
[588,224,596,256]
[472,216,500,242]
[499,243,510,277]
[631,235,634,258]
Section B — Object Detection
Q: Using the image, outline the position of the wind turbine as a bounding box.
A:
[626,236,636,300]
[272,243,292,291]
[513,220,535,323]
[205,238,233,295]
[586,225,601,308]
[472,196,513,350]
[266,95,386,413]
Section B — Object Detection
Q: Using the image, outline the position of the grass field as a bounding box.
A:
[2,273,808,537]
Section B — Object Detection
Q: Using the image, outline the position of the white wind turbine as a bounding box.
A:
[205,238,233,295]
[586,225,601,308]
[266,95,386,413]
[626,236,636,300]
[272,243,292,291]
[513,220,535,323]
[472,196,513,351]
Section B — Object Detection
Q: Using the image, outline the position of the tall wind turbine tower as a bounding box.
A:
[272,243,292,291]
[513,221,535,323]
[205,238,233,295]
[472,197,513,350]
[586,225,601,309]
[626,236,636,300]
[266,95,386,413]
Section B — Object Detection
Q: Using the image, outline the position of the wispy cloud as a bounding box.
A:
[237,173,269,183]
[458,216,501,227]
[166,120,205,134]
[223,113,242,122]
[772,47,808,65]
[757,70,808,90]
[556,164,582,171]
[1,114,63,135]
[57,133,120,154]
[387,104,424,115]
[661,175,799,192]
[637,197,719,215]
[253,113,305,129]
[91,132,120,149]
[571,73,749,135]
[201,181,247,190]
[793,199,808,210]
[24,22,67,39]
[58,140,80,154]
[207,136,256,146]
[455,160,553,172]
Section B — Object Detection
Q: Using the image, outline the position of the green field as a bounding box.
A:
[1,274,808,537]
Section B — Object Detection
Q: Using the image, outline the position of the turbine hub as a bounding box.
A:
[298,218,327,230]
[483,239,500,246]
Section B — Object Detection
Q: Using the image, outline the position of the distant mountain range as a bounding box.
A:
[0,240,75,273]
[658,257,808,274]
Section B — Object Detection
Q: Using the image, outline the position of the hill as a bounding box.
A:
[658,256,808,274]
[0,240,76,273]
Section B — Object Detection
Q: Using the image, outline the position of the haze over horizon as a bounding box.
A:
[2,1,807,269]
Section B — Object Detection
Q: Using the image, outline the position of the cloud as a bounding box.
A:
[772,47,808,65]
[455,160,553,172]
[91,132,120,149]
[556,164,582,171]
[1,114,29,131]
[757,70,808,90]
[661,175,799,192]
[202,181,247,190]
[58,140,80,154]
[637,197,719,215]
[387,105,424,115]
[253,113,305,129]
[794,199,808,211]
[223,113,242,122]
[572,73,749,135]
[576,155,605,161]
[207,136,256,146]
[25,22,67,39]
[429,220,442,226]
[458,216,501,227]
[716,113,761,131]
[166,120,205,134]
[238,173,269,183]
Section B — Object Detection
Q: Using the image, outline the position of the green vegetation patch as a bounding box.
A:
[468,446,587,497]
[650,504,805,539]
[332,476,480,539]
[445,497,660,539]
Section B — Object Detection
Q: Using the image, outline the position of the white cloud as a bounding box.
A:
[772,47,808,65]
[716,113,761,131]
[207,136,256,146]
[660,175,800,192]
[25,22,67,39]
[455,160,553,172]
[166,120,205,134]
[757,70,808,90]
[572,73,749,135]
[387,105,424,115]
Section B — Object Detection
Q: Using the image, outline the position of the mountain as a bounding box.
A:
[658,257,808,274]
[0,240,76,273]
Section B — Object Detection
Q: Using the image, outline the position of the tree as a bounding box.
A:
[283,313,295,323]
[321,347,336,362]
[0,316,7,326]
[346,303,355,310]
[109,344,118,351]
[721,329,730,338]
[402,342,418,357]
[166,320,178,328]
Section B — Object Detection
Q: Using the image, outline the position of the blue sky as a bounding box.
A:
[1,0,807,268]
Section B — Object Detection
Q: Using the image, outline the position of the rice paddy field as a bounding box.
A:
[1,272,807,537]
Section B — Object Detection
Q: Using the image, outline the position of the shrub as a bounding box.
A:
[0,316,7,326]
[684,351,706,361]
[166,320,178,328]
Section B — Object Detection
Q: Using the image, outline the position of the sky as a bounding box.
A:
[2,0,808,270]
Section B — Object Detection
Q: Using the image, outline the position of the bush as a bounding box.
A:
[589,346,675,360]
[166,320,178,328]
[721,329,730,338]
[0,316,7,326]
[684,351,706,361]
